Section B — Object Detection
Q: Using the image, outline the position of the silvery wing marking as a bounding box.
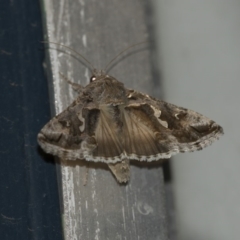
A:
[37,73,223,183]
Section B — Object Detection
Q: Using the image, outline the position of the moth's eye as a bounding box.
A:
[90,76,97,82]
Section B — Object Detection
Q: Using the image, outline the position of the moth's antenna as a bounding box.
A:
[41,41,95,72]
[104,41,147,72]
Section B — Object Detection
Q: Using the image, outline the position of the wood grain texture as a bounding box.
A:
[41,0,169,239]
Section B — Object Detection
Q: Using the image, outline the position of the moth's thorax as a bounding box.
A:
[85,75,127,105]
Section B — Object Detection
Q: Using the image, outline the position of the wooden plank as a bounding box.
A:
[41,0,169,239]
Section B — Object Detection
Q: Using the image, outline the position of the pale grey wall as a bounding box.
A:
[153,1,240,240]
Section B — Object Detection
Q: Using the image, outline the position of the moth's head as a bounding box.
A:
[90,69,107,82]
[85,71,126,105]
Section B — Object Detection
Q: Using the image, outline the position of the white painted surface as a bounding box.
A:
[153,1,240,240]
[43,1,169,239]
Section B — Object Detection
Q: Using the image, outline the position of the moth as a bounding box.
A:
[38,42,223,183]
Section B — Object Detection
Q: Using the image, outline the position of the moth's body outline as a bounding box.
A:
[38,70,223,183]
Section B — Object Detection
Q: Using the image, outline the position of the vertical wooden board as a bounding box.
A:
[41,0,169,239]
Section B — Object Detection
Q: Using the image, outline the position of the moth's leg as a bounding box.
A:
[59,72,83,93]
[107,159,130,183]
[83,162,89,186]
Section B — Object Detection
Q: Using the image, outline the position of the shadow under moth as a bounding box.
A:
[38,42,223,183]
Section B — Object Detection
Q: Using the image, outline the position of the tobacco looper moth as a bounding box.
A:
[38,42,223,183]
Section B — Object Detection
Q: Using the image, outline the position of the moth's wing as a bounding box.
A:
[38,99,126,164]
[37,100,99,160]
[38,87,223,166]
[122,89,223,161]
[89,105,125,162]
